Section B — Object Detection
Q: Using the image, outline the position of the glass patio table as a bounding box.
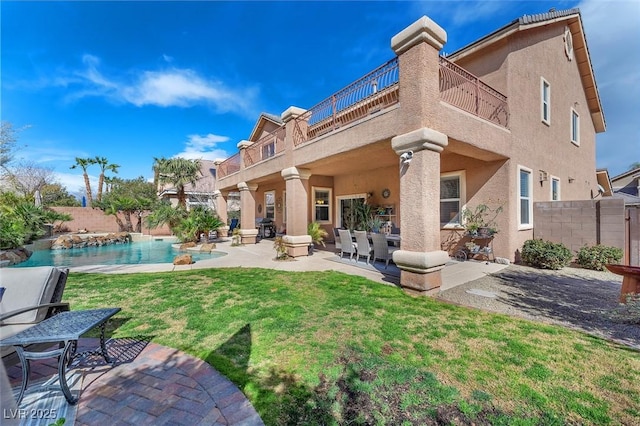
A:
[0,307,120,405]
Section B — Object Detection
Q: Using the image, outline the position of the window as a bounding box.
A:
[265,191,275,220]
[551,176,560,201]
[313,187,331,223]
[541,78,550,125]
[440,171,466,227]
[571,108,580,145]
[262,141,275,159]
[518,166,533,229]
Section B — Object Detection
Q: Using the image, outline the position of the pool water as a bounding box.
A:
[11,240,225,268]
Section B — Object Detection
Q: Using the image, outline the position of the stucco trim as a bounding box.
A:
[237,182,258,192]
[392,250,450,273]
[391,16,447,54]
[281,167,311,181]
[283,235,312,245]
[281,106,307,123]
[391,127,448,155]
[237,140,253,149]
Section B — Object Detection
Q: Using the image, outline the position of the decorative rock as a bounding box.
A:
[200,243,216,252]
[180,242,197,250]
[51,233,132,250]
[173,254,193,265]
[495,257,511,265]
[0,247,32,266]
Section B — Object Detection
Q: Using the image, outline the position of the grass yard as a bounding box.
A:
[65,268,640,425]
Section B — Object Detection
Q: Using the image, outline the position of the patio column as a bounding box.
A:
[237,140,252,171]
[391,15,447,133]
[237,182,259,244]
[281,106,307,152]
[392,128,450,295]
[281,167,312,257]
[212,190,229,237]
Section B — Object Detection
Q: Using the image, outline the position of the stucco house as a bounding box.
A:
[212,9,605,294]
[611,167,640,206]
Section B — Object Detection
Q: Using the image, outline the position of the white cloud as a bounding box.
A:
[56,55,259,116]
[172,133,231,161]
[162,54,174,63]
[53,171,99,198]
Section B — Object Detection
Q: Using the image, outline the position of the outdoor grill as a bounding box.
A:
[255,218,276,239]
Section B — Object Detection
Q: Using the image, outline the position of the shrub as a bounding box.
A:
[576,245,623,271]
[273,236,288,260]
[520,239,572,270]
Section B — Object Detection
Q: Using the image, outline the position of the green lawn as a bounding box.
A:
[65,268,640,425]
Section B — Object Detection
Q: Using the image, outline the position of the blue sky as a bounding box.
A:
[2,1,639,197]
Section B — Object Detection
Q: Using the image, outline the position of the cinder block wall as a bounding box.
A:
[50,207,171,236]
[533,198,625,254]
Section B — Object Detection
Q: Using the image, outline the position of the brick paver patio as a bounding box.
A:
[5,338,264,425]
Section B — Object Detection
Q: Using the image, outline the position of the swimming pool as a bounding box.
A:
[11,240,226,268]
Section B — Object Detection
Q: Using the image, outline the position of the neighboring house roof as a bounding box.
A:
[248,112,283,142]
[596,169,613,197]
[612,191,640,206]
[611,167,640,183]
[448,8,605,133]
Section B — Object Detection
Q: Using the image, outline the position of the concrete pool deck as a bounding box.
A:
[67,237,506,292]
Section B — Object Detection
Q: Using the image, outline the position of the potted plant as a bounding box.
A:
[461,202,503,237]
[368,217,384,233]
[307,222,328,254]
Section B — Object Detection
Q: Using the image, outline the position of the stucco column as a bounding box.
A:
[281,106,307,152]
[392,128,450,295]
[391,16,447,133]
[237,182,259,244]
[281,167,312,257]
[212,190,229,237]
[237,140,252,171]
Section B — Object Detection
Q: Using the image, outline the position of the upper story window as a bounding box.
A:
[551,176,560,201]
[571,108,580,146]
[262,141,275,160]
[440,171,466,227]
[541,78,550,125]
[518,166,533,229]
[265,190,275,220]
[313,187,331,223]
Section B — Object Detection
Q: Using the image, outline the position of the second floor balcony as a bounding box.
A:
[217,55,508,179]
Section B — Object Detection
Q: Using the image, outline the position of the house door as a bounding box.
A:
[337,194,367,230]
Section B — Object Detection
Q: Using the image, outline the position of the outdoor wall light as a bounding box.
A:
[568,176,575,183]
[400,151,413,164]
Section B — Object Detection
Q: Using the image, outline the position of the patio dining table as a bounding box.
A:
[0,307,120,405]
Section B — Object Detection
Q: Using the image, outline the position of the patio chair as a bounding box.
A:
[371,233,399,269]
[1,266,70,367]
[337,229,357,260]
[333,228,342,253]
[354,231,372,264]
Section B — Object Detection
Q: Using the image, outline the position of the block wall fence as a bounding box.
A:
[533,198,626,258]
[50,207,171,236]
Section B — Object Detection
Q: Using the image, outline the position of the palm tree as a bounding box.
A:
[70,157,95,206]
[94,156,120,202]
[157,158,201,209]
[152,157,169,190]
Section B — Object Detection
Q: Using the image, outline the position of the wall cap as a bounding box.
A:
[391,16,447,55]
[392,127,448,154]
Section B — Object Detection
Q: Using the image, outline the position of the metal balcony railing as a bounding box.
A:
[244,126,286,167]
[216,152,240,178]
[294,58,400,146]
[439,56,509,128]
